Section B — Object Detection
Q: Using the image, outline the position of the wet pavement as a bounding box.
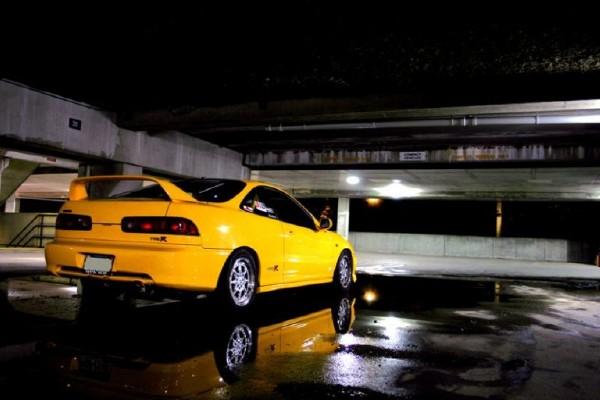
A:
[6,247,600,281]
[358,252,600,280]
[1,275,600,399]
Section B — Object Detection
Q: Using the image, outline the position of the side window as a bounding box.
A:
[264,188,316,230]
[240,187,278,219]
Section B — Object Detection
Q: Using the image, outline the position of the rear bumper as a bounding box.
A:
[45,240,230,292]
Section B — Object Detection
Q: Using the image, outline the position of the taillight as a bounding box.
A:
[121,217,200,236]
[56,214,92,231]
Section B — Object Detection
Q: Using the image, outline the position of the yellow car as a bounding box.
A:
[45,175,356,308]
[44,295,355,399]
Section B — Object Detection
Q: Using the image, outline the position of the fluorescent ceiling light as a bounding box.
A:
[346,176,360,185]
[374,180,422,199]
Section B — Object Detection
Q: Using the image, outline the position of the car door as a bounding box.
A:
[260,188,323,283]
[238,187,285,287]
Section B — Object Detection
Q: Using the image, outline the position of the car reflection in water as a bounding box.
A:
[41,288,355,399]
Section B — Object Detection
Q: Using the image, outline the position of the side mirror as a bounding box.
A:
[319,217,333,231]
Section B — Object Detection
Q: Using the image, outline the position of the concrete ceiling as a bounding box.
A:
[4,9,600,205]
[5,7,600,158]
[253,167,600,201]
[16,173,76,200]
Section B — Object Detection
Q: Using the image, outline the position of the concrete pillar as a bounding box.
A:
[496,201,503,238]
[337,197,350,239]
[0,157,9,197]
[4,194,19,213]
[78,162,144,197]
[1,158,9,210]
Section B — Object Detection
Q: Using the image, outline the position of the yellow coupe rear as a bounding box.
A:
[45,175,356,308]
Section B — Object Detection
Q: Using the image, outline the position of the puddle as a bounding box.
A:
[1,277,600,398]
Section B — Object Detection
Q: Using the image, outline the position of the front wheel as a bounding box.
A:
[333,251,353,291]
[220,249,257,309]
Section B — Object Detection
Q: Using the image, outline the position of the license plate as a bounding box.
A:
[83,255,113,275]
[78,354,110,381]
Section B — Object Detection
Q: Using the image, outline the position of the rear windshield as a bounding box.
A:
[111,179,246,203]
[173,179,246,202]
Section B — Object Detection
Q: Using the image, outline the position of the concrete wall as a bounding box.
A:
[349,232,591,263]
[0,80,247,179]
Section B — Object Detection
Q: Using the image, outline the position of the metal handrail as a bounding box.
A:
[7,213,57,248]
[18,234,55,248]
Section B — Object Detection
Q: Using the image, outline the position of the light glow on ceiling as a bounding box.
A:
[373,180,422,199]
[346,175,360,185]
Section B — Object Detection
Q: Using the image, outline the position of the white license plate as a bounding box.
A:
[83,255,113,275]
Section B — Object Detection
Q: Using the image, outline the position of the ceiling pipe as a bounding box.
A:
[264,111,600,132]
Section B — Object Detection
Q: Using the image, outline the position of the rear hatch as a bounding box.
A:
[56,176,200,245]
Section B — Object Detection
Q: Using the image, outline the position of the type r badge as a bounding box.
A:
[150,236,168,242]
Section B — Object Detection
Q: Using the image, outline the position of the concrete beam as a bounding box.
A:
[0,158,38,203]
[246,145,595,169]
[0,80,247,179]
[78,163,144,197]
[118,93,600,132]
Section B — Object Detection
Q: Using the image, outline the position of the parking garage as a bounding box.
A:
[2,9,600,399]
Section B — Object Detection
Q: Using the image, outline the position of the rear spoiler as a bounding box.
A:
[68,175,198,203]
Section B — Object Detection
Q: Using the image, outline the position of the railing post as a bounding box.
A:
[39,215,44,248]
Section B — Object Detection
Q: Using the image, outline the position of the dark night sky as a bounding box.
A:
[3,4,600,111]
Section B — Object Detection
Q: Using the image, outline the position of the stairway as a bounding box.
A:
[6,214,57,248]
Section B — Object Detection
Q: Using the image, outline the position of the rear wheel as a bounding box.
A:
[213,322,257,383]
[220,249,257,310]
[333,251,353,291]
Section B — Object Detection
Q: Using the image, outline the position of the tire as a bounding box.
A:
[331,295,352,334]
[333,251,353,291]
[213,322,257,383]
[220,249,257,310]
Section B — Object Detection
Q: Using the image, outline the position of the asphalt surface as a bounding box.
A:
[1,275,600,399]
[358,252,600,281]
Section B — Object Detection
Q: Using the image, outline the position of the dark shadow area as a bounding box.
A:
[350,198,600,246]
